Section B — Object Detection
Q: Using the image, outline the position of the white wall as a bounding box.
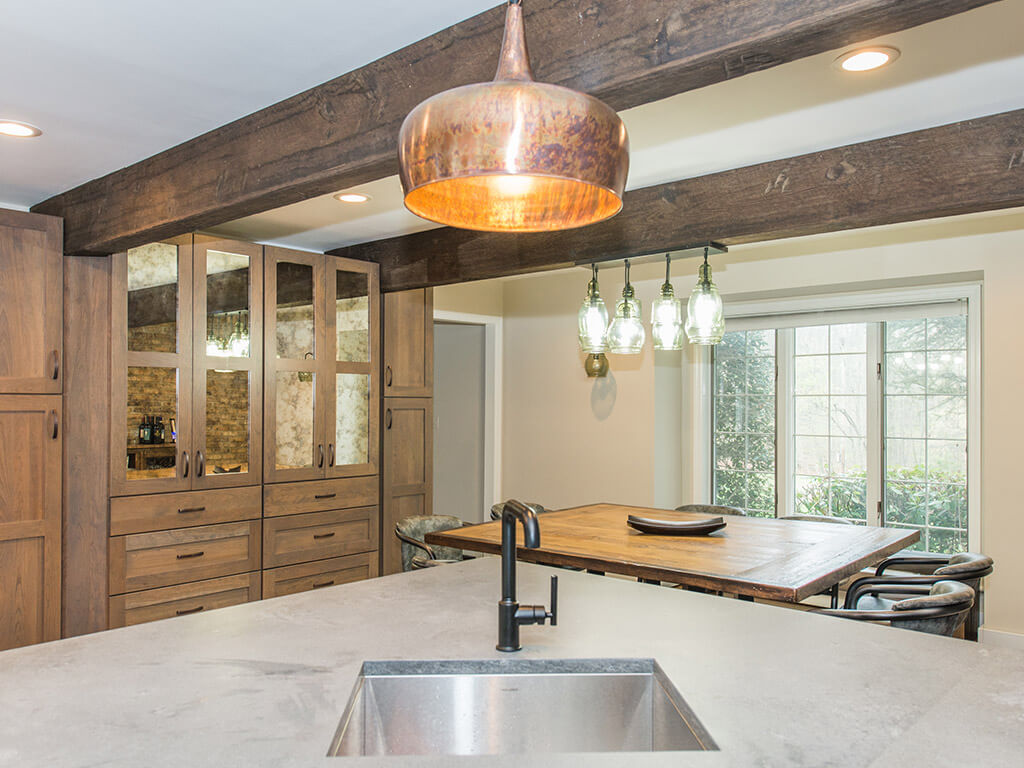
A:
[494,209,1024,636]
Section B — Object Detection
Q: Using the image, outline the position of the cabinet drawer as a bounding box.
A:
[109,521,261,594]
[263,476,378,517]
[109,572,260,628]
[263,507,378,568]
[262,553,377,599]
[110,486,262,535]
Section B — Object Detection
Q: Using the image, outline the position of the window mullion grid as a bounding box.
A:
[775,329,795,518]
[866,323,884,527]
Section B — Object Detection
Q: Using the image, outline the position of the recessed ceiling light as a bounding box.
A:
[0,120,42,138]
[335,192,371,204]
[835,46,900,73]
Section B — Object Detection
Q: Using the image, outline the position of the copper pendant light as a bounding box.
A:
[398,0,629,233]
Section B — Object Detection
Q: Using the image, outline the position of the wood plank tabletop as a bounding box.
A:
[426,503,920,602]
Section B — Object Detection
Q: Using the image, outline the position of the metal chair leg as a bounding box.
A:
[830,584,840,610]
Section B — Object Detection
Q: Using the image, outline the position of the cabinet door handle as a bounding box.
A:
[176,551,205,560]
[178,506,207,515]
[182,451,190,478]
[328,443,335,467]
[312,580,335,589]
[385,409,392,429]
[50,349,60,380]
[385,365,392,387]
[314,493,336,500]
[313,531,336,540]
[49,410,59,440]
[176,605,204,616]
[318,444,325,468]
[196,450,205,477]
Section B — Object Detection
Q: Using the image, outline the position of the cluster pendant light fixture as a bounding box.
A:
[397,0,629,233]
[576,248,726,372]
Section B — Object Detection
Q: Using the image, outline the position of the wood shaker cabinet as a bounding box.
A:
[263,248,379,484]
[0,210,62,394]
[382,288,433,397]
[0,395,62,650]
[109,235,263,496]
[380,289,434,575]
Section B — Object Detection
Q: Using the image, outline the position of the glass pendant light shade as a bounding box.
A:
[651,254,684,351]
[685,249,725,345]
[606,260,645,354]
[397,0,629,232]
[577,264,609,353]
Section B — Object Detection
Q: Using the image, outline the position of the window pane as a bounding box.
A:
[884,315,968,551]
[790,323,869,522]
[712,330,776,517]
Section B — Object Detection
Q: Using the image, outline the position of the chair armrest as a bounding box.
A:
[814,608,906,622]
[845,574,939,608]
[875,552,950,577]
[395,526,436,560]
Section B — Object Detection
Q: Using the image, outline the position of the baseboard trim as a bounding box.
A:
[980,627,1024,650]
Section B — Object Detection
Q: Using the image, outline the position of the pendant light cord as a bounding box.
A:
[664,253,671,287]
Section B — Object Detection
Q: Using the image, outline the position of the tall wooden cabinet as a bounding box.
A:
[381,289,434,575]
[0,209,63,651]
[262,247,380,593]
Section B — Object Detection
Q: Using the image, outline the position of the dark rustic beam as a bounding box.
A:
[330,109,1024,292]
[33,0,997,256]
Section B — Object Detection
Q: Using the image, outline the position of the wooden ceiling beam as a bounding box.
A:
[32,0,997,256]
[329,108,1024,292]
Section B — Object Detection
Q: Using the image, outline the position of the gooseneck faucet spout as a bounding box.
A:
[497,499,557,652]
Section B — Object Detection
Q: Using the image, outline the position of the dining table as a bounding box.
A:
[425,503,920,603]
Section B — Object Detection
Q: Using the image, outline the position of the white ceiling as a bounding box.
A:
[3,1,1023,254]
[211,0,1024,252]
[0,0,494,207]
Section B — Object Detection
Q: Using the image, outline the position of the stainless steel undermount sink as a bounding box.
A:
[328,658,717,757]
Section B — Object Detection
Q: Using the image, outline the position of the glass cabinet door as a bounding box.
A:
[111,237,193,495]
[191,236,263,489]
[264,247,325,482]
[325,256,378,477]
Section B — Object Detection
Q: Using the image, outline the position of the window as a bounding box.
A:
[709,291,977,553]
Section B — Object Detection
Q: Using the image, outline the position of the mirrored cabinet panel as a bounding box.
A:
[264,249,377,483]
[112,235,263,495]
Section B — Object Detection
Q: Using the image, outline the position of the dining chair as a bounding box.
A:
[394,515,468,572]
[845,551,994,641]
[813,580,975,637]
[490,502,548,521]
[674,504,746,516]
[778,514,853,524]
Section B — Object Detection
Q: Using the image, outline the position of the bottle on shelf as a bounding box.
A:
[140,416,152,445]
[169,417,177,443]
[153,416,165,444]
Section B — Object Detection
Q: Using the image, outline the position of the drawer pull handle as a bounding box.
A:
[314,493,337,500]
[313,532,336,540]
[313,580,335,589]
[176,605,204,616]
[176,551,205,560]
[178,506,207,514]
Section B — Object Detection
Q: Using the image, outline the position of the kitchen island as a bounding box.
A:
[1,558,1021,767]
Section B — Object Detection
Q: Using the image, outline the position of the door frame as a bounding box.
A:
[432,311,503,518]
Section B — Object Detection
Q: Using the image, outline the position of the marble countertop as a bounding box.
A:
[2,558,1022,767]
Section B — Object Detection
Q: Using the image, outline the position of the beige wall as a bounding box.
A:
[495,210,1024,636]
[434,279,504,317]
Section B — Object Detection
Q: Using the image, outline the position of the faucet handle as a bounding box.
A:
[547,575,558,627]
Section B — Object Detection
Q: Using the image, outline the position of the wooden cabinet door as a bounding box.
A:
[0,210,62,394]
[0,395,61,650]
[383,289,433,397]
[191,236,263,489]
[381,397,432,575]
[325,255,379,478]
[263,247,326,483]
[110,238,194,496]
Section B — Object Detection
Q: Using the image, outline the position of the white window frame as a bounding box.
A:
[697,282,982,550]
